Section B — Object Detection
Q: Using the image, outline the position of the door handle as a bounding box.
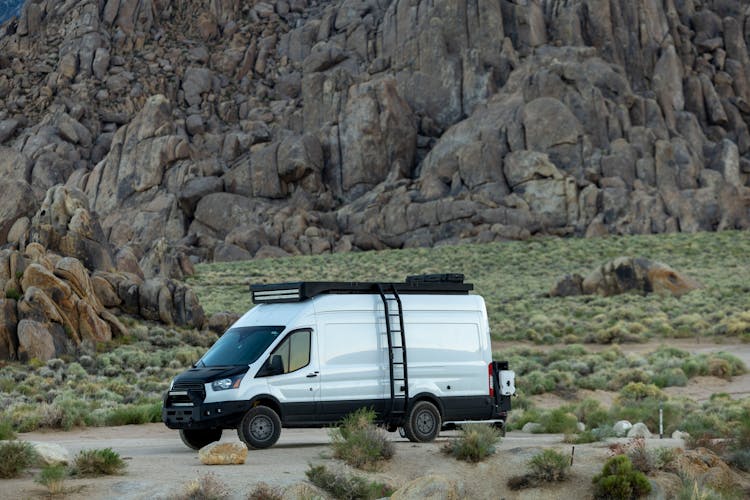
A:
[306,371,319,378]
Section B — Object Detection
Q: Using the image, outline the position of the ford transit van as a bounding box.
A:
[163,274,515,450]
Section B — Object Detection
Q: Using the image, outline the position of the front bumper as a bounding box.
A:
[162,398,251,429]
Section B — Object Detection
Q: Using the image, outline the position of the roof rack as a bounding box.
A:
[250,274,473,304]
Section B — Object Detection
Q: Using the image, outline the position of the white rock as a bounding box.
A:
[391,474,464,500]
[627,422,652,438]
[577,422,586,432]
[613,420,633,437]
[198,442,247,465]
[672,430,690,440]
[29,442,71,465]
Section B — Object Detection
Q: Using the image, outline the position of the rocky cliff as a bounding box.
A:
[1,0,749,271]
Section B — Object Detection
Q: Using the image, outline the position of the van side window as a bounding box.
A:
[261,330,311,376]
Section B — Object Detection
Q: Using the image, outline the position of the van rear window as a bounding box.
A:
[200,326,285,366]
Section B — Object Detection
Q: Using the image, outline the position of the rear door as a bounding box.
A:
[258,328,320,423]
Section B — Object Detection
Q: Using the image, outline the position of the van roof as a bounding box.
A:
[251,274,473,304]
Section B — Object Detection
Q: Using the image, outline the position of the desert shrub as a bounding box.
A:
[727,449,750,472]
[608,369,651,391]
[675,466,743,500]
[537,408,578,434]
[305,464,393,500]
[592,425,618,440]
[0,419,15,440]
[505,407,542,431]
[330,408,394,470]
[710,353,745,376]
[610,437,657,475]
[441,424,501,462]
[564,430,599,444]
[5,287,21,300]
[574,398,609,429]
[102,402,161,426]
[592,455,651,500]
[653,367,688,388]
[0,440,37,478]
[528,449,570,482]
[246,482,284,500]
[42,397,93,430]
[520,370,556,394]
[726,413,750,471]
[170,473,229,500]
[36,464,68,495]
[508,448,571,491]
[680,413,726,440]
[653,446,680,470]
[72,448,126,476]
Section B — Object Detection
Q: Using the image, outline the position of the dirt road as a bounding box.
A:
[6,424,674,500]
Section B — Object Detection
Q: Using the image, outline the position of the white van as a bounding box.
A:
[163,274,515,450]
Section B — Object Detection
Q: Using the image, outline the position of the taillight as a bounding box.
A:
[488,363,494,397]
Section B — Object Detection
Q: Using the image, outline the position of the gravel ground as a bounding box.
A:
[5,424,686,499]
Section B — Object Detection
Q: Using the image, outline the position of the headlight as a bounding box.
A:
[169,378,175,390]
[211,374,243,391]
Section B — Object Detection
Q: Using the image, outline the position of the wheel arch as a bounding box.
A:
[248,394,282,419]
[409,392,444,418]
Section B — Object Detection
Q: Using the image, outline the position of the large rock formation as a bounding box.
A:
[0,0,748,265]
[0,186,205,362]
[550,257,701,297]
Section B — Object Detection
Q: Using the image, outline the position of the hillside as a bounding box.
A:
[0,0,749,275]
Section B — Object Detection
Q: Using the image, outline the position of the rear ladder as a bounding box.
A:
[377,284,409,419]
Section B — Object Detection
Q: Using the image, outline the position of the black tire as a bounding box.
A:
[494,420,507,437]
[237,406,282,449]
[179,428,222,450]
[402,400,441,442]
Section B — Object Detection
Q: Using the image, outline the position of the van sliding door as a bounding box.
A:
[317,320,387,422]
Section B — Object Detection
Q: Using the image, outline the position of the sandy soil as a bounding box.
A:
[5,424,685,500]
[3,338,748,499]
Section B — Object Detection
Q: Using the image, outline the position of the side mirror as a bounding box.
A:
[257,354,284,377]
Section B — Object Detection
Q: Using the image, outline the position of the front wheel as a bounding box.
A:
[179,428,222,450]
[402,400,441,442]
[237,406,282,449]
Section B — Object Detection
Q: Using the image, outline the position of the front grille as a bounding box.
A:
[168,382,206,405]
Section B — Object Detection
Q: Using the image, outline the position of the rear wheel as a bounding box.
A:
[403,400,441,442]
[493,420,507,437]
[237,406,282,449]
[179,428,222,450]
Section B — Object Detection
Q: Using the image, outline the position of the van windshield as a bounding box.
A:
[200,326,285,366]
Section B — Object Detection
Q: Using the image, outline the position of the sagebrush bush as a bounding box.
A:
[0,419,15,440]
[102,402,161,426]
[537,408,579,434]
[72,448,126,476]
[592,455,651,500]
[36,464,68,495]
[441,424,501,462]
[246,482,284,500]
[0,440,37,478]
[528,449,570,482]
[170,473,229,500]
[305,464,393,500]
[614,438,656,474]
[564,430,599,444]
[574,398,609,429]
[330,408,394,470]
